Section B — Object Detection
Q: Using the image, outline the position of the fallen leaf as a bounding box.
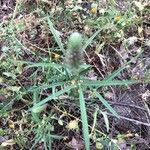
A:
[145,40,150,47]
[134,1,144,11]
[117,139,127,150]
[96,142,103,150]
[66,137,84,150]
[3,72,16,80]
[1,139,16,147]
[8,120,15,129]
[90,3,98,14]
[6,86,21,92]
[115,16,122,22]
[58,119,64,126]
[138,26,143,35]
[66,120,79,130]
[0,78,4,83]
[127,36,138,45]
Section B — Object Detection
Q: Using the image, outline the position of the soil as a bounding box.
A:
[0,0,15,21]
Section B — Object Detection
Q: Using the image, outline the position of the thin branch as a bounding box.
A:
[109,101,146,111]
[107,112,150,127]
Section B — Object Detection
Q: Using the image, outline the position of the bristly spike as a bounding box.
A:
[65,32,84,75]
[68,32,83,50]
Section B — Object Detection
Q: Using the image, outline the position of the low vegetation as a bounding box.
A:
[0,0,150,149]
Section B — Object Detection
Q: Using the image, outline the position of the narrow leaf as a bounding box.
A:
[82,79,138,87]
[31,85,74,110]
[105,49,144,80]
[95,91,118,117]
[47,17,65,53]
[79,85,90,150]
[13,60,63,71]
[27,62,62,69]
[27,82,65,93]
[105,67,125,81]
[82,30,101,51]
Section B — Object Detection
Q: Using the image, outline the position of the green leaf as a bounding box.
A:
[30,136,42,150]
[82,79,138,87]
[46,17,65,53]
[32,104,47,113]
[82,30,101,51]
[30,85,74,110]
[27,62,63,74]
[105,49,144,80]
[105,67,125,81]
[14,61,64,74]
[27,62,62,69]
[49,134,64,139]
[27,82,66,93]
[79,85,90,150]
[13,60,63,69]
[95,91,118,117]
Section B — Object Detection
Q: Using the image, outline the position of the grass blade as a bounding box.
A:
[31,85,74,110]
[27,62,63,73]
[13,60,63,71]
[30,136,42,150]
[105,49,144,81]
[82,79,138,87]
[82,30,101,51]
[27,62,62,69]
[104,67,125,81]
[46,17,65,53]
[79,85,90,150]
[27,82,66,93]
[95,91,118,117]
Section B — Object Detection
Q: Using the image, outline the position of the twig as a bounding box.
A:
[106,112,150,127]
[109,101,146,111]
[110,45,125,61]
[84,50,105,78]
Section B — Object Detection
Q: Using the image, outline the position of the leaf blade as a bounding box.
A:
[47,17,65,53]
[95,91,118,117]
[82,30,101,51]
[30,85,74,110]
[82,79,138,87]
[79,85,90,150]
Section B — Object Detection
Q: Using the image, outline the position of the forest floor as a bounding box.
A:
[0,0,150,150]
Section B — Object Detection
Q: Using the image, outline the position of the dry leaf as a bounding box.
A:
[0,78,3,83]
[145,40,150,47]
[90,3,98,14]
[117,139,127,150]
[127,36,138,45]
[6,86,21,92]
[1,139,16,147]
[115,16,122,22]
[8,120,15,129]
[66,120,79,130]
[58,119,63,126]
[66,137,84,150]
[134,1,144,11]
[138,26,143,35]
[96,142,103,150]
